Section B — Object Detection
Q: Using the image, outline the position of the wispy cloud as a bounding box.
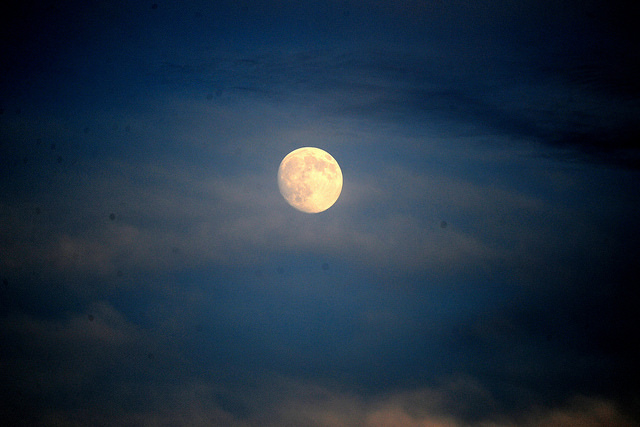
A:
[24,375,636,426]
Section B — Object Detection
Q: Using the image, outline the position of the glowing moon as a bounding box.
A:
[278,147,343,213]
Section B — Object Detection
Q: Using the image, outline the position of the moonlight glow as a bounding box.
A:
[278,147,343,213]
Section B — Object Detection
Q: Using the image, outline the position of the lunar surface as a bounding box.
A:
[277,147,343,213]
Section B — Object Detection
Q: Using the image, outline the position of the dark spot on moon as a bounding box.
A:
[109,213,116,221]
[440,221,448,228]
[116,270,123,277]
[148,352,154,359]
[88,314,94,322]
[322,262,329,271]
[57,156,63,163]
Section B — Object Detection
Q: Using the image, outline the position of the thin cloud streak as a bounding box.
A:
[1,145,607,283]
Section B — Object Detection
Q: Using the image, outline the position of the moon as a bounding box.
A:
[278,147,343,213]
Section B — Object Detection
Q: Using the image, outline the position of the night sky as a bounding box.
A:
[2,1,639,425]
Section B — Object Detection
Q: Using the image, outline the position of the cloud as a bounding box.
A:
[517,396,637,427]
[255,380,637,427]
[0,301,140,355]
[1,130,618,292]
[36,380,250,427]
[4,326,638,427]
[2,68,634,300]
[31,376,634,426]
[0,301,144,404]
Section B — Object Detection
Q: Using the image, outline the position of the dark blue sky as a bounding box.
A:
[2,1,639,425]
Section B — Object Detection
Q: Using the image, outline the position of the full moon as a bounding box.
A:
[278,147,343,213]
